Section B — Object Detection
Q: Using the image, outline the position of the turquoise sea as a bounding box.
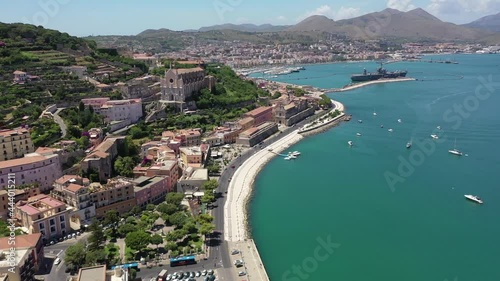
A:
[249,54,500,281]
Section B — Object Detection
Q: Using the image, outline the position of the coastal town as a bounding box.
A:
[1,3,500,281]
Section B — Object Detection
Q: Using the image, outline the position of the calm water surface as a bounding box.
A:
[250,54,500,281]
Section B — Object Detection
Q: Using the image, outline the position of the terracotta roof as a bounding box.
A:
[245,106,272,118]
[86,151,109,159]
[238,117,254,125]
[0,128,29,137]
[0,233,41,250]
[0,155,47,169]
[55,175,82,185]
[13,70,26,75]
[17,204,41,216]
[39,197,64,208]
[175,67,204,74]
[240,127,259,137]
[66,183,84,193]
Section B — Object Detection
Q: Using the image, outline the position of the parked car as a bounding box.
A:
[239,271,246,276]
[231,249,240,255]
[54,258,61,265]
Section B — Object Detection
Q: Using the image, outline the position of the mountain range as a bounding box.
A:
[190,8,500,42]
[463,12,500,32]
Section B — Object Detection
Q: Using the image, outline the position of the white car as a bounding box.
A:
[54,258,61,265]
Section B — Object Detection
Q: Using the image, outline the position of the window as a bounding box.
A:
[49,219,55,226]
[50,226,56,233]
[39,223,45,229]
[61,223,66,230]
[60,216,65,222]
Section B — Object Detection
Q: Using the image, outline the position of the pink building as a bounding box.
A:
[132,176,169,207]
[81,98,109,114]
[0,153,62,192]
[244,106,273,126]
[15,194,70,239]
[13,70,27,84]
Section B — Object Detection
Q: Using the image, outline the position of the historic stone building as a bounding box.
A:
[160,67,215,110]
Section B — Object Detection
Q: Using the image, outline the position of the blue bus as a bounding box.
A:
[170,255,196,267]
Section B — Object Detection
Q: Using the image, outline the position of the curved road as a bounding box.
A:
[211,107,341,280]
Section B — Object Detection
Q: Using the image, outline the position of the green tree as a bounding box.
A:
[199,223,215,237]
[125,231,151,252]
[64,241,86,269]
[114,156,136,177]
[201,179,218,191]
[118,223,136,238]
[146,204,156,211]
[150,234,163,249]
[157,203,178,215]
[78,101,85,112]
[87,222,106,251]
[103,210,120,237]
[165,192,184,206]
[201,193,215,204]
[169,212,188,227]
[85,249,107,266]
[196,214,213,224]
[166,229,187,242]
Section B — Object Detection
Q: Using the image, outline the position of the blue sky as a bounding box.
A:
[0,0,499,36]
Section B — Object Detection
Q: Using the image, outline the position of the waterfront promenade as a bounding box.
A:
[222,99,345,281]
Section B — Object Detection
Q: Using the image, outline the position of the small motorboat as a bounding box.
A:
[356,133,362,136]
[358,120,363,123]
[431,134,439,139]
[380,125,384,128]
[397,119,402,123]
[388,129,393,132]
[464,194,483,204]
[348,141,353,146]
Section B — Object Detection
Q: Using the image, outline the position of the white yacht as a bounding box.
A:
[284,156,292,160]
[431,134,439,139]
[449,139,463,156]
[348,141,353,146]
[356,133,362,136]
[291,151,301,156]
[406,140,412,149]
[464,195,483,204]
[388,129,393,132]
[358,120,363,123]
[373,109,377,116]
[397,119,402,123]
[289,155,297,159]
[437,126,441,130]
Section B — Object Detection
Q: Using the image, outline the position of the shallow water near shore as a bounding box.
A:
[250,54,500,281]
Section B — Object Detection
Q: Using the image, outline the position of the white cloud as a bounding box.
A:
[276,15,287,21]
[336,7,362,20]
[428,0,500,14]
[426,0,500,22]
[297,5,361,21]
[387,0,416,11]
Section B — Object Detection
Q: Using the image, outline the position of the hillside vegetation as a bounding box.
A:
[0,22,146,129]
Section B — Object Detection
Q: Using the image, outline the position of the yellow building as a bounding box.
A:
[0,128,35,161]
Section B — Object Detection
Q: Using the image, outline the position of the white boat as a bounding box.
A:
[358,120,363,123]
[373,109,377,116]
[449,138,463,156]
[431,134,439,139]
[464,194,483,204]
[289,155,297,159]
[284,156,292,160]
[348,141,353,146]
[388,129,393,132]
[406,140,412,149]
[290,151,301,156]
[380,125,384,128]
[397,119,402,123]
[356,133,362,136]
[437,126,441,130]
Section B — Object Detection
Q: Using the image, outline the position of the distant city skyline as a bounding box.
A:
[0,0,499,36]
